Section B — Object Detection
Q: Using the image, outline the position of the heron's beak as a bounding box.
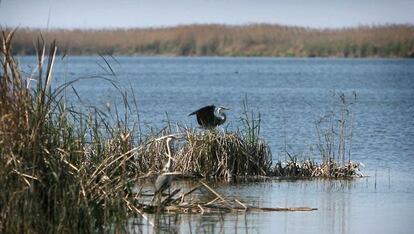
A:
[222,107,230,110]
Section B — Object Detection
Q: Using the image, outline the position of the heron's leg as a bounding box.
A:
[151,191,159,206]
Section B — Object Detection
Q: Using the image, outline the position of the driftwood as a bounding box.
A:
[129,180,317,215]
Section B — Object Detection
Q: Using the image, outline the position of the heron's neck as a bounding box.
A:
[217,111,226,125]
[222,112,227,122]
[164,158,172,172]
[165,138,173,172]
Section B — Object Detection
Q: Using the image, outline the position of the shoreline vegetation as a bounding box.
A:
[1,31,362,232]
[7,24,414,57]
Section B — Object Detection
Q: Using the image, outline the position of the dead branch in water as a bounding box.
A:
[132,180,317,215]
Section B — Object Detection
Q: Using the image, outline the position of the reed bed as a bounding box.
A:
[0,30,140,233]
[9,24,414,57]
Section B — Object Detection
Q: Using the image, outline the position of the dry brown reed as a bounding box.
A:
[135,126,272,179]
[8,24,414,57]
[174,128,272,178]
[272,158,363,178]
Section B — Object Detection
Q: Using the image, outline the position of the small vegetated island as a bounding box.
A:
[0,27,373,233]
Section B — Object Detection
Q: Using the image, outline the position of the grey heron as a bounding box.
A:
[153,137,175,203]
[189,105,229,128]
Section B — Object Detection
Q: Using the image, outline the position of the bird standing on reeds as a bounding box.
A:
[153,137,175,204]
[189,105,229,129]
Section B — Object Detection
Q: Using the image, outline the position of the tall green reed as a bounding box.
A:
[0,30,139,233]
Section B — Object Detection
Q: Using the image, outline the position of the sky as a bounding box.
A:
[0,0,413,29]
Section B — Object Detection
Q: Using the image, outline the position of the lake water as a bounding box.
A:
[18,56,414,233]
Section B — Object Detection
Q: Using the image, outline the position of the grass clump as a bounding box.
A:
[174,128,272,178]
[272,158,363,178]
[135,125,272,179]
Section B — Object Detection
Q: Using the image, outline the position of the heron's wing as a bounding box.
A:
[188,105,215,116]
[155,174,170,193]
[192,105,216,127]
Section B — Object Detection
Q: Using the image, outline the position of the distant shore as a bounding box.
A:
[8,24,414,58]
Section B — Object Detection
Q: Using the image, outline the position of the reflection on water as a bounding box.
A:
[128,207,259,233]
[130,177,414,234]
[17,57,414,233]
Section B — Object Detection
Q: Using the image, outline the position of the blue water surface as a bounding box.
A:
[18,56,414,234]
